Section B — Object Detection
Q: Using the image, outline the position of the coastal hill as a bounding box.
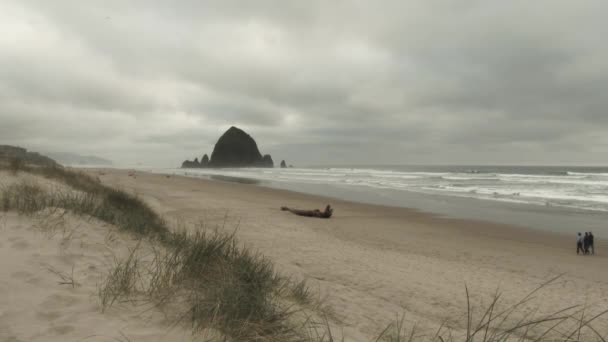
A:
[182,126,274,168]
[0,145,58,167]
[45,151,113,166]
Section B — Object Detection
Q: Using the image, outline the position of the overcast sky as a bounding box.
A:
[1,1,607,167]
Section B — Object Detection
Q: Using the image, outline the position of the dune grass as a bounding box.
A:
[0,166,317,340]
[1,163,607,341]
[8,156,25,175]
[2,164,168,238]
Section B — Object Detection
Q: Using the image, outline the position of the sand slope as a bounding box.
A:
[0,172,202,342]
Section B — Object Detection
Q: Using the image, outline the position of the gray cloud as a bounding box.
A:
[1,0,607,167]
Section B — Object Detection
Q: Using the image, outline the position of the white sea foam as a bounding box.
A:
[441,175,498,181]
[567,172,608,177]
[150,166,608,212]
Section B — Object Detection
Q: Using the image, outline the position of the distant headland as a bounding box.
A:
[181,126,289,169]
[45,152,113,166]
[0,145,58,167]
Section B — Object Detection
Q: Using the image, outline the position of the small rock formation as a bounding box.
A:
[201,154,209,167]
[280,160,287,168]
[181,126,274,168]
[261,154,274,168]
[181,159,196,168]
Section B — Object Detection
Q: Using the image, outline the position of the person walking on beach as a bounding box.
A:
[589,231,595,255]
[584,232,590,254]
[577,232,584,255]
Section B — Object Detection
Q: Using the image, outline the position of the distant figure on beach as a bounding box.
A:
[584,232,591,254]
[281,204,333,218]
[589,232,595,255]
[577,232,584,255]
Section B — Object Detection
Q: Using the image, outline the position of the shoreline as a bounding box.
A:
[89,168,608,340]
[97,168,558,237]
[147,167,608,239]
[88,167,604,260]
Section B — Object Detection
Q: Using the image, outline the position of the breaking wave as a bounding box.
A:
[150,166,608,213]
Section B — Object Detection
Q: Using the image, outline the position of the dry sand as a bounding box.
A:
[90,169,608,340]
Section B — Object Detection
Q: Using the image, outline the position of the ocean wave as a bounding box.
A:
[276,171,347,177]
[498,173,585,179]
[152,167,608,213]
[567,171,608,177]
[441,175,498,181]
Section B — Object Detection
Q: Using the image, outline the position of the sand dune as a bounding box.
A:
[0,172,202,342]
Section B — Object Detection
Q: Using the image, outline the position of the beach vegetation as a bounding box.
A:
[8,156,25,175]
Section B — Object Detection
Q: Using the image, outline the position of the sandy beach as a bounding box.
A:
[2,166,607,341]
[83,169,608,340]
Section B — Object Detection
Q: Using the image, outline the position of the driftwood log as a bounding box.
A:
[280,204,333,218]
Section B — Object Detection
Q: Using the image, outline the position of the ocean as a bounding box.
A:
[146,165,608,237]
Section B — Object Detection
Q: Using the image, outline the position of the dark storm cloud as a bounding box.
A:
[1,0,607,166]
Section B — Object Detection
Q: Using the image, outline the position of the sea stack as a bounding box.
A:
[181,126,274,168]
[201,154,209,167]
[261,154,274,168]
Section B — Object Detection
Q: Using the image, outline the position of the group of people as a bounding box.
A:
[576,232,595,255]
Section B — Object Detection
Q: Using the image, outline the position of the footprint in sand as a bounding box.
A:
[8,224,25,231]
[40,294,80,309]
[48,325,75,335]
[10,239,29,250]
[11,271,33,280]
[36,311,61,321]
[11,271,42,285]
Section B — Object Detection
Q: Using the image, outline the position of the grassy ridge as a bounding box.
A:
[2,164,608,341]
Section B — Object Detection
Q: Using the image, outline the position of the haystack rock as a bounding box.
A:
[180,126,274,168]
[280,160,287,168]
[209,127,259,167]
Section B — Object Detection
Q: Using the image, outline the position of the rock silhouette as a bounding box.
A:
[261,154,274,168]
[181,126,274,168]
